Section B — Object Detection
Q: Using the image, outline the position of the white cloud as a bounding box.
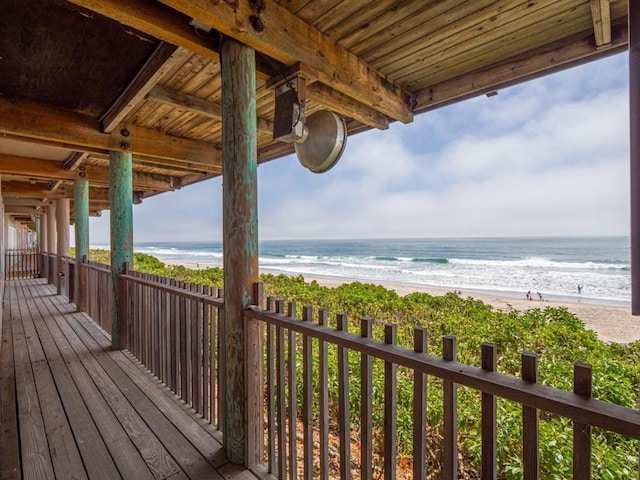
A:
[89,52,631,244]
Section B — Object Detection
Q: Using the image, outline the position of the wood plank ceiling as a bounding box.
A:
[0,0,628,229]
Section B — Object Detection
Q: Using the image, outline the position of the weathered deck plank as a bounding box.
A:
[0,298,20,480]
[2,278,256,480]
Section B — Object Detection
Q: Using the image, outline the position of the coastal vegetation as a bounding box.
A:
[90,250,640,478]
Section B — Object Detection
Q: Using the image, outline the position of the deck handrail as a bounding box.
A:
[246,286,640,479]
[245,305,640,439]
[117,271,224,428]
[4,249,41,280]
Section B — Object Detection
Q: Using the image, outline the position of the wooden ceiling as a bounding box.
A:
[0,0,628,229]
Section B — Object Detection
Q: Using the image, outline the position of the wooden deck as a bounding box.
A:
[0,278,257,480]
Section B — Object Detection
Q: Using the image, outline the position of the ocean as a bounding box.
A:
[96,237,630,306]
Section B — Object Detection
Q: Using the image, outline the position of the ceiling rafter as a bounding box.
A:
[0,154,178,191]
[591,0,612,47]
[156,0,413,123]
[101,41,182,133]
[147,85,274,134]
[0,97,222,168]
[65,0,408,128]
[415,21,627,112]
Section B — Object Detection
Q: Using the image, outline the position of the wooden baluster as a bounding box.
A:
[482,343,497,480]
[521,352,539,480]
[266,296,276,474]
[276,299,287,480]
[413,328,428,480]
[202,285,211,421]
[337,313,351,479]
[318,309,329,480]
[360,318,373,480]
[180,282,189,403]
[384,324,397,480]
[216,287,224,431]
[169,280,178,393]
[287,302,298,480]
[192,283,202,414]
[443,335,458,480]
[302,306,314,480]
[573,362,592,478]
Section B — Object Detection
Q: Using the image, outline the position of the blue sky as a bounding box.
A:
[88,52,630,244]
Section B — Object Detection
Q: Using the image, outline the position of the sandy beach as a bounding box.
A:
[165,260,640,345]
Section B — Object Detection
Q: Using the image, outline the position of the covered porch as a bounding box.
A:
[2,0,640,478]
[0,277,257,480]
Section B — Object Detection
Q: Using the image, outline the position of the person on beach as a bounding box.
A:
[537,291,543,301]
[526,291,532,300]
[578,284,583,294]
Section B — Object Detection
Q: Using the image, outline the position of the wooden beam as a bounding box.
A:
[415,23,627,113]
[148,85,274,134]
[0,97,222,167]
[2,182,69,199]
[101,42,181,132]
[0,155,178,191]
[306,82,389,130]
[3,206,39,215]
[591,0,612,47]
[3,198,48,207]
[67,0,397,129]
[63,152,88,171]
[157,0,412,123]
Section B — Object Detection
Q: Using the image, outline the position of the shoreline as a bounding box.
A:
[163,260,640,345]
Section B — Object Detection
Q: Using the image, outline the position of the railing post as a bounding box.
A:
[521,352,539,480]
[78,260,87,313]
[413,328,427,480]
[573,362,592,478]
[481,343,497,480]
[117,264,130,350]
[384,323,397,480]
[443,335,458,480]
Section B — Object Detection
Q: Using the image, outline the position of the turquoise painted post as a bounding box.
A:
[74,178,89,309]
[221,37,261,467]
[109,151,133,349]
[35,216,41,250]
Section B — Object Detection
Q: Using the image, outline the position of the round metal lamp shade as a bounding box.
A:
[295,110,347,173]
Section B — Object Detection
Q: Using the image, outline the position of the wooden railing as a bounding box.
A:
[78,261,112,334]
[245,287,640,479]
[118,271,224,427]
[58,256,75,302]
[4,249,40,279]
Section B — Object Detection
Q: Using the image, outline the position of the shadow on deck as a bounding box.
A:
[0,278,256,480]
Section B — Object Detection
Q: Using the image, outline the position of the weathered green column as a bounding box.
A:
[110,151,133,349]
[74,179,89,309]
[40,211,48,279]
[56,198,70,295]
[35,216,41,250]
[221,37,261,467]
[47,203,57,284]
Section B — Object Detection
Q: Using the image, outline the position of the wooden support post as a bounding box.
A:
[56,198,70,295]
[35,215,42,277]
[631,0,640,315]
[109,151,133,349]
[47,204,57,284]
[74,179,89,310]
[221,37,261,467]
[40,212,48,278]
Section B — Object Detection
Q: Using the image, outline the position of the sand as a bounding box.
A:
[164,260,640,345]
